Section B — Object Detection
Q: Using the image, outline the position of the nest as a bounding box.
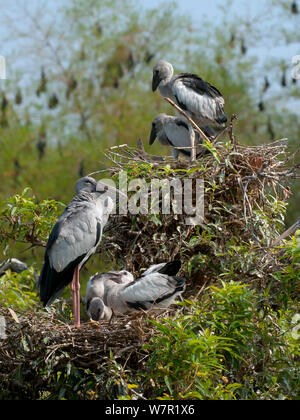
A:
[0,306,176,398]
[101,129,299,281]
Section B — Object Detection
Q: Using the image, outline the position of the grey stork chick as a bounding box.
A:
[149,113,212,159]
[38,176,114,326]
[86,297,112,321]
[85,269,134,321]
[85,260,185,320]
[152,60,227,127]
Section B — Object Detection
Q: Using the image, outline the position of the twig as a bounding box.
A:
[137,138,150,161]
[228,114,238,148]
[271,219,300,247]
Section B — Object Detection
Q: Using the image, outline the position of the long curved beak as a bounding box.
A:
[152,73,160,92]
[149,125,157,145]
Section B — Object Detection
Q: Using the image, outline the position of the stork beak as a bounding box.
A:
[96,182,108,193]
[96,181,127,200]
[110,273,123,284]
[149,124,157,145]
[152,73,160,92]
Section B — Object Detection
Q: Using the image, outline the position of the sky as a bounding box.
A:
[0,0,299,88]
[1,1,299,61]
[147,0,299,61]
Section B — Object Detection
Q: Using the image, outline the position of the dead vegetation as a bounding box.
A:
[0,306,179,399]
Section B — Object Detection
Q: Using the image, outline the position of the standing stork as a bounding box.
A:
[85,260,185,321]
[152,60,227,127]
[38,176,114,326]
[149,113,213,160]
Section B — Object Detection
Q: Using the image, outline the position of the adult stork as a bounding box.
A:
[85,260,185,321]
[38,176,114,326]
[149,113,213,159]
[152,60,227,127]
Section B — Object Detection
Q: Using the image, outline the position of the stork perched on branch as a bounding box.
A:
[85,261,185,321]
[152,60,227,127]
[38,177,114,326]
[149,113,213,160]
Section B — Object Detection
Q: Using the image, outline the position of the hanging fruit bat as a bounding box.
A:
[229,32,236,48]
[48,93,59,109]
[36,129,47,160]
[78,159,85,177]
[263,76,270,92]
[15,88,23,105]
[1,93,8,111]
[144,51,155,63]
[291,1,299,14]
[258,100,265,112]
[36,67,47,97]
[241,38,247,55]
[66,76,78,100]
[281,70,287,87]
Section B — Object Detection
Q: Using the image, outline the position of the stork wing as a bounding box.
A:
[142,260,181,277]
[163,119,197,155]
[118,273,185,311]
[47,196,102,272]
[176,73,224,99]
[172,73,225,122]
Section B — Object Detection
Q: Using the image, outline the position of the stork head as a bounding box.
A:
[152,60,173,91]
[149,113,167,145]
[75,176,97,194]
[87,297,112,321]
[108,270,134,285]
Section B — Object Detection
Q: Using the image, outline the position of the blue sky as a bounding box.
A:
[0,0,299,87]
[1,0,298,58]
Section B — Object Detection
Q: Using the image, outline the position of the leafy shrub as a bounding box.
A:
[144,280,300,400]
[0,187,65,249]
[0,268,39,310]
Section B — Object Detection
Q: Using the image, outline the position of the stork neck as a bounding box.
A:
[158,78,173,98]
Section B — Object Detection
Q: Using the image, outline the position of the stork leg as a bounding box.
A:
[71,265,81,326]
[188,123,196,163]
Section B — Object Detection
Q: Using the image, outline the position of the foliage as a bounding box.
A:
[270,234,300,308]
[0,267,39,310]
[143,280,299,400]
[0,187,65,249]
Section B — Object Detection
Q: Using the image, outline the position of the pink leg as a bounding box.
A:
[71,266,81,326]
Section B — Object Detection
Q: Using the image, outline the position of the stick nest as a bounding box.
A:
[101,133,299,280]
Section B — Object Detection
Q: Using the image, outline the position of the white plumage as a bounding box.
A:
[152,60,227,127]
